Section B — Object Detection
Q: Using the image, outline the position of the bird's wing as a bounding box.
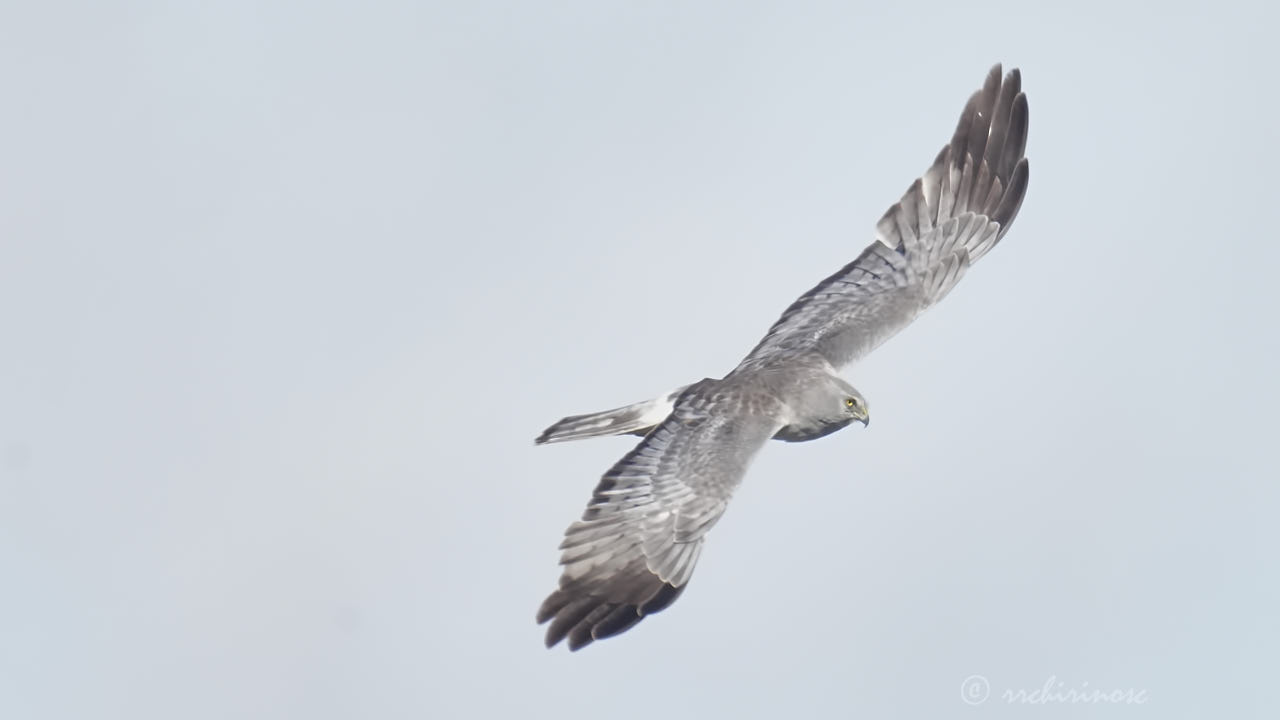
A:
[537,381,780,650]
[738,65,1029,373]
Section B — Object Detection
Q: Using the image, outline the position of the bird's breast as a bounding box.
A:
[771,416,854,443]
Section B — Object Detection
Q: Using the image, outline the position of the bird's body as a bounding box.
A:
[536,65,1030,650]
[538,358,865,446]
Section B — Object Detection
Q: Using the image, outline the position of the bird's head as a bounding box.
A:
[829,376,870,428]
[776,374,870,442]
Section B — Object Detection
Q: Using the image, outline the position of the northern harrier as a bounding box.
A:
[535,65,1030,650]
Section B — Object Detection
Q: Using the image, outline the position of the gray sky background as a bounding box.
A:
[2,1,1277,718]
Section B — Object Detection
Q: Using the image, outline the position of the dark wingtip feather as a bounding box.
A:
[537,581,687,650]
[543,597,595,648]
[937,64,1028,245]
[997,92,1029,184]
[993,158,1029,237]
[536,589,572,624]
[638,582,684,615]
[964,65,1003,167]
[1005,67,1022,95]
[542,596,643,651]
[592,605,644,640]
[566,605,614,650]
[948,93,981,157]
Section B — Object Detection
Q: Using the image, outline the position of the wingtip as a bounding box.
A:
[566,631,593,651]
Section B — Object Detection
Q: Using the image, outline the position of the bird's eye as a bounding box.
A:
[846,397,856,408]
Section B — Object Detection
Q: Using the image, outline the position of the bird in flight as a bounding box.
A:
[535,65,1029,650]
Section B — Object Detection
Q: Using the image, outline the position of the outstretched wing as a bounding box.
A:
[739,64,1029,372]
[537,381,781,650]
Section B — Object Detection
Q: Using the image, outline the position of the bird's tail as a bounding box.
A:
[535,386,687,445]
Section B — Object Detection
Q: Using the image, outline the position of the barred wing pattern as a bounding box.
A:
[739,65,1029,372]
[537,382,781,650]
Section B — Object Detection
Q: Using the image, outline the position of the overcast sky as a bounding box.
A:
[2,1,1277,718]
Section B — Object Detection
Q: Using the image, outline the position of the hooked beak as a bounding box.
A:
[856,413,870,427]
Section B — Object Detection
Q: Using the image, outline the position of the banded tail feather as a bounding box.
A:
[535,386,688,445]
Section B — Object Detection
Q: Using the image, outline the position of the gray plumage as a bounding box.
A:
[536,65,1030,650]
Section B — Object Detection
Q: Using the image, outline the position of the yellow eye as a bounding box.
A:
[845,397,856,408]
